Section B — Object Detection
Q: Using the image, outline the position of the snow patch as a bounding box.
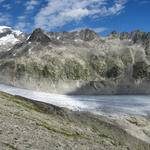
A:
[28,47,33,54]
[13,53,16,56]
[12,30,23,36]
[74,39,82,42]
[0,34,19,45]
[0,26,23,45]
[0,26,11,33]
[7,48,11,51]
[57,36,60,40]
[0,25,23,37]
[26,35,31,41]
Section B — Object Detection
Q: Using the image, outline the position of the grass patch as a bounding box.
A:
[11,97,43,113]
[0,94,86,139]
[0,92,45,113]
[20,115,89,140]
[35,121,79,137]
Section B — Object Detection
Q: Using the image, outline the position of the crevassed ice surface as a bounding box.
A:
[0,84,150,116]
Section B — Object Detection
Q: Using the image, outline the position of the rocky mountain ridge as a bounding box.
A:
[0,26,150,94]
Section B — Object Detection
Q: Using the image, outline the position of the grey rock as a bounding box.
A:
[120,32,130,40]
[131,30,147,43]
[28,28,51,45]
[111,30,119,37]
[79,29,98,41]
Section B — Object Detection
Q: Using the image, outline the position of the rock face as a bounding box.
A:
[0,26,150,94]
[28,28,51,44]
[79,29,98,41]
[126,116,149,127]
[120,32,130,40]
[132,61,150,79]
[110,30,119,38]
[0,91,150,150]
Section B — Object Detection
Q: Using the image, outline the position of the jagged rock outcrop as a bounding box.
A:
[79,29,98,41]
[111,30,119,38]
[132,61,150,79]
[131,30,147,43]
[28,28,51,44]
[120,32,130,40]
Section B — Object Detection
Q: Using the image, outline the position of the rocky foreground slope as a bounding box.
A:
[0,26,150,94]
[0,91,150,150]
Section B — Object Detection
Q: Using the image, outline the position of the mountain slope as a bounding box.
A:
[0,27,150,94]
[0,91,150,150]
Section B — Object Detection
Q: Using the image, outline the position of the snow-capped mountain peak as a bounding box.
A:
[0,26,26,51]
[0,26,11,33]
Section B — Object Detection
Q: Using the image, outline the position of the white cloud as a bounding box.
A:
[139,0,150,5]
[17,16,26,20]
[0,0,11,25]
[26,0,40,11]
[2,4,11,10]
[0,13,11,25]
[0,0,5,3]
[15,22,31,32]
[92,27,109,33]
[15,0,22,4]
[34,0,127,31]
[71,27,109,33]
[64,9,89,19]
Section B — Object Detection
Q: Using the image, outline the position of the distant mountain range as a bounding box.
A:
[0,26,150,94]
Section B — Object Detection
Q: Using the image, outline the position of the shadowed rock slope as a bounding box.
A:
[0,91,150,150]
[0,27,150,94]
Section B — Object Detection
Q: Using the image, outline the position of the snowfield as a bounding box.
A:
[0,34,19,45]
[0,84,150,116]
[0,26,23,45]
[0,26,11,33]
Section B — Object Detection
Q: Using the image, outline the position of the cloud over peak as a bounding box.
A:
[34,0,127,31]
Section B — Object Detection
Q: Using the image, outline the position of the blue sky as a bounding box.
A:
[0,0,149,35]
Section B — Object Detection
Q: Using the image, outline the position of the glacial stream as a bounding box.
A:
[0,84,150,116]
